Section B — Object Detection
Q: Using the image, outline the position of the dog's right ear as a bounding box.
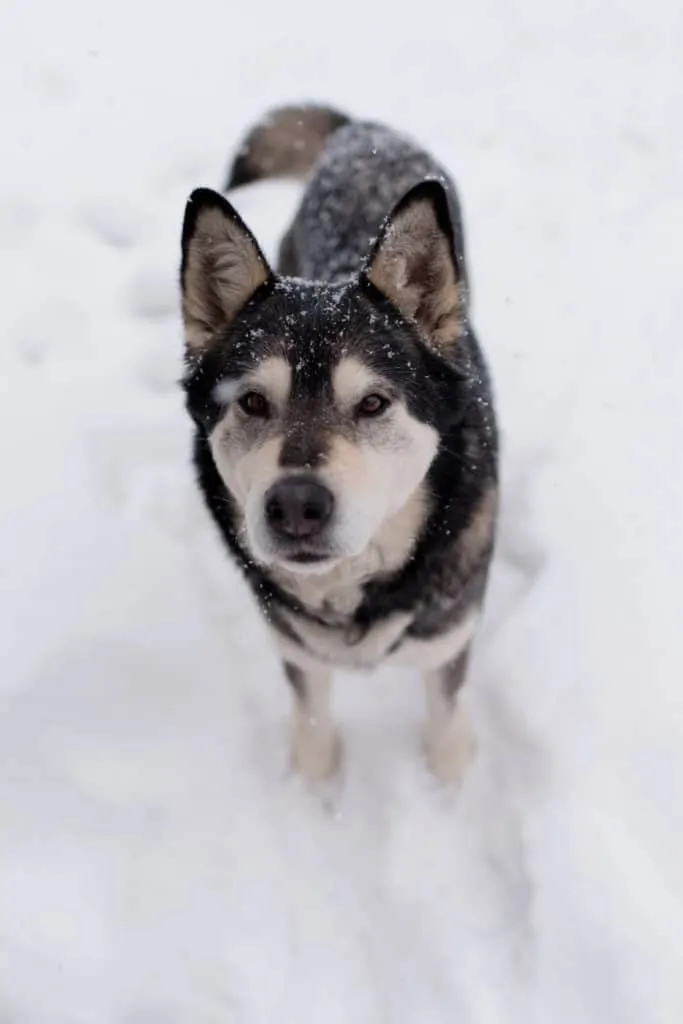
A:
[180,188,273,353]
[361,180,465,355]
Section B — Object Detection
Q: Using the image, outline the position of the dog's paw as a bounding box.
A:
[291,717,341,784]
[424,705,476,787]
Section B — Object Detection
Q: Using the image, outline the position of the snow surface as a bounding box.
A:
[1,1,683,1021]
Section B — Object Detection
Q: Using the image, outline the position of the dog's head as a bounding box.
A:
[180,181,468,573]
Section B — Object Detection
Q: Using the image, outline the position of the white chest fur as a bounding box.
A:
[272,605,478,674]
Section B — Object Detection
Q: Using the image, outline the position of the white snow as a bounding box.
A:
[1,1,683,1021]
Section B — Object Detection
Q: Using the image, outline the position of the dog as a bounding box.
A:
[179,104,498,785]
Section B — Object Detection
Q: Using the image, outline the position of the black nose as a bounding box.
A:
[265,475,334,540]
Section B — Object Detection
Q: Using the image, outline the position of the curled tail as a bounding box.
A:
[225,103,350,189]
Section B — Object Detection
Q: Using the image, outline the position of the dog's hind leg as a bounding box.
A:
[422,648,476,786]
[284,662,340,782]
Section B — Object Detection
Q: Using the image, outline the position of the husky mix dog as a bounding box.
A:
[180,104,498,786]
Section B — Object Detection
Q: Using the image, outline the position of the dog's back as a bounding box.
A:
[225,104,468,286]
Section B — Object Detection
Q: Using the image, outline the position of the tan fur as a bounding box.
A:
[319,422,437,559]
[244,356,292,409]
[289,667,340,781]
[457,483,498,576]
[235,105,348,183]
[182,207,269,351]
[367,198,465,352]
[332,358,384,409]
[422,686,475,786]
[211,432,280,511]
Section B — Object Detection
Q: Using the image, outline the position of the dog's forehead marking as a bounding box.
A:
[332,356,383,407]
[244,355,292,404]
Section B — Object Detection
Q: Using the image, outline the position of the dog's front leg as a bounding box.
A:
[284,662,340,782]
[423,647,475,786]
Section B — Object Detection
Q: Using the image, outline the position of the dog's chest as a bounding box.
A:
[275,599,476,673]
[276,563,366,633]
[272,562,404,669]
[279,602,412,671]
[271,565,476,673]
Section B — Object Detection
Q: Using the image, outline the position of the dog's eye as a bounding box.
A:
[356,393,390,418]
[238,391,270,418]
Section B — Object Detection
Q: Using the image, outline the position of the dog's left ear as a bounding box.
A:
[362,180,465,353]
[180,187,273,353]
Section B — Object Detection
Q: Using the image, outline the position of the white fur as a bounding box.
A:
[274,607,478,675]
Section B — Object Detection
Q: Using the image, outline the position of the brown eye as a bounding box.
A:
[238,391,270,418]
[357,393,390,418]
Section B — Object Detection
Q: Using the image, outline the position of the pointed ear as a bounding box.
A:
[362,180,466,353]
[180,187,273,352]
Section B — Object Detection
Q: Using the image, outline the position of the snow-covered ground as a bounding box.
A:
[1,1,682,1020]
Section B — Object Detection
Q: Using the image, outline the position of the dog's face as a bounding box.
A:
[181,183,467,573]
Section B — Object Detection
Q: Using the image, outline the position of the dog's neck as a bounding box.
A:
[271,484,431,622]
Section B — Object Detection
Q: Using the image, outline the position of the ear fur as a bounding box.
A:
[363,180,465,352]
[180,187,272,352]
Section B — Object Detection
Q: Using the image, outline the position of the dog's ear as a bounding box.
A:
[362,180,465,353]
[180,188,273,352]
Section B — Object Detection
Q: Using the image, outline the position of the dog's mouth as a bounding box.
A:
[278,549,340,574]
[270,544,341,575]
[286,551,330,565]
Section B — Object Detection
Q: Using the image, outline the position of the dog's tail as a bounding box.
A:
[225,103,350,190]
